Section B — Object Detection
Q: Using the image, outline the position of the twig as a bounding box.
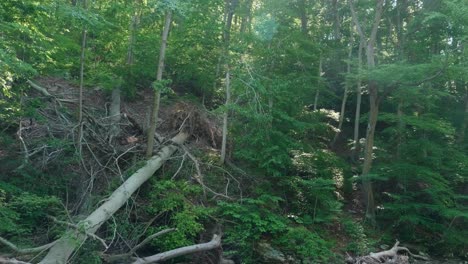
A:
[171,152,187,180]
[182,146,232,200]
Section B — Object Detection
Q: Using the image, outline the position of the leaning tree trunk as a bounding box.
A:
[39,133,188,264]
[146,10,172,157]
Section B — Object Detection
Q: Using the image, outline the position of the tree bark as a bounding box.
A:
[146,11,172,157]
[39,133,188,264]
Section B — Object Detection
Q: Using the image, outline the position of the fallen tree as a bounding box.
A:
[36,132,189,264]
[346,241,429,264]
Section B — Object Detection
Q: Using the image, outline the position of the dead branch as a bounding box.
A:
[182,146,233,200]
[102,228,176,263]
[132,234,222,264]
[0,237,57,255]
[347,240,429,264]
[0,257,31,264]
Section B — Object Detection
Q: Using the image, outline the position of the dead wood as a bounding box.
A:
[346,241,429,264]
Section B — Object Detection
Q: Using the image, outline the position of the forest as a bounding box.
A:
[0,0,467,263]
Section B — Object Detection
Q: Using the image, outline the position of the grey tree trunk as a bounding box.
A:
[221,71,231,163]
[350,0,385,223]
[220,0,236,163]
[146,11,172,157]
[352,40,364,159]
[313,58,322,111]
[39,133,188,264]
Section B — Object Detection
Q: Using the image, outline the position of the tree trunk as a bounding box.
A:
[220,71,230,163]
[240,0,252,34]
[299,0,308,35]
[332,25,354,147]
[146,11,172,157]
[220,0,236,163]
[457,85,468,144]
[362,90,379,222]
[313,57,322,111]
[109,87,121,139]
[39,133,189,264]
[77,0,87,156]
[350,0,384,223]
[352,40,364,159]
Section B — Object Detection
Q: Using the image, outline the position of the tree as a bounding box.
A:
[146,10,173,157]
[349,0,385,222]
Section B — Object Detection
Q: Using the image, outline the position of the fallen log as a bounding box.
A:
[38,132,189,264]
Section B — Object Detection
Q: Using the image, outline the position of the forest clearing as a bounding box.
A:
[0,0,467,263]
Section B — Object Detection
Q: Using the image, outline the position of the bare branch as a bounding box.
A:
[0,237,57,255]
[131,228,177,254]
[132,234,222,264]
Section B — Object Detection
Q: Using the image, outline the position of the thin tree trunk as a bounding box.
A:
[313,57,322,111]
[396,100,404,159]
[146,11,172,157]
[332,0,340,40]
[457,84,468,144]
[350,0,385,223]
[353,40,364,159]
[240,0,252,34]
[332,25,354,147]
[77,0,87,156]
[221,71,230,163]
[220,0,236,163]
[110,4,139,139]
[299,0,308,35]
[39,133,189,264]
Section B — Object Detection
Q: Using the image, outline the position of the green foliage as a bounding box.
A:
[0,188,60,236]
[341,217,370,254]
[218,195,288,262]
[145,180,210,251]
[275,226,335,263]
